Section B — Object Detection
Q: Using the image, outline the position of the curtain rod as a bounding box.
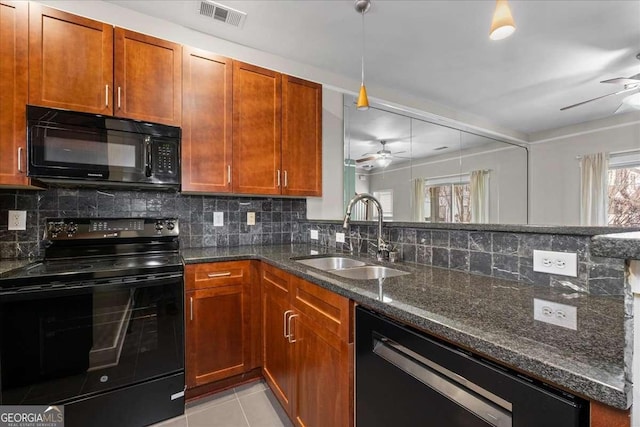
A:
[576,148,640,160]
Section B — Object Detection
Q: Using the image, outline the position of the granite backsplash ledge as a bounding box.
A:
[0,188,307,259]
[299,220,627,296]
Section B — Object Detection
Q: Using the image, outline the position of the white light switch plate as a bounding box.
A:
[335,232,345,243]
[533,298,577,330]
[8,210,26,231]
[213,212,224,227]
[247,212,256,226]
[310,230,319,240]
[533,250,577,277]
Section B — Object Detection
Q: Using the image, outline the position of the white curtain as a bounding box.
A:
[470,170,490,223]
[411,178,425,222]
[580,152,609,226]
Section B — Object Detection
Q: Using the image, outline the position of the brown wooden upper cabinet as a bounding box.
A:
[232,61,322,196]
[282,76,322,197]
[28,5,181,126]
[233,61,283,195]
[181,47,233,193]
[0,1,30,188]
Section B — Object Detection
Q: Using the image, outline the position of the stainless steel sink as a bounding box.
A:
[294,256,367,270]
[329,265,410,280]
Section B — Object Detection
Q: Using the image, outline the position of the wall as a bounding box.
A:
[529,119,640,225]
[368,144,528,223]
[306,88,344,220]
[0,189,306,259]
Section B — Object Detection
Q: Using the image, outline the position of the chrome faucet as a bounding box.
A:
[343,193,389,261]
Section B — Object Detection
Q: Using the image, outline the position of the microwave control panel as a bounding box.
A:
[153,142,177,176]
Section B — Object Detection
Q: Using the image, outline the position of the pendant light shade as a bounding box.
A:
[489,0,516,40]
[355,0,371,111]
[357,84,369,110]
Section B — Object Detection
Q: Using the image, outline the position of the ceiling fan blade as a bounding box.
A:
[356,156,378,163]
[392,150,407,155]
[360,151,377,157]
[601,76,640,85]
[560,87,639,111]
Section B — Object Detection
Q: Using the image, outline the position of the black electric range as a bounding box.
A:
[0,217,185,427]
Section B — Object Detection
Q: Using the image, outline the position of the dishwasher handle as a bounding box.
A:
[373,337,513,427]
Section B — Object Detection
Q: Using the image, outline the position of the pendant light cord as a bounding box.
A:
[361,10,365,85]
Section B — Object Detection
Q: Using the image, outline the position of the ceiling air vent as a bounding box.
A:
[198,1,247,28]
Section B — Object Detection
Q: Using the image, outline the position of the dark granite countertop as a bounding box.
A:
[591,231,640,260]
[182,244,630,409]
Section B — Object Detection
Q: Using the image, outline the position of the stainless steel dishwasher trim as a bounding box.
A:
[373,337,512,427]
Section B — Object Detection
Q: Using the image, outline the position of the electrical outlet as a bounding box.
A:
[247,212,255,226]
[533,298,577,330]
[8,210,27,231]
[310,230,319,240]
[213,212,224,227]
[533,250,577,277]
[335,232,345,243]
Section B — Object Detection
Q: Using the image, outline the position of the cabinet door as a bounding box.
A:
[182,48,232,193]
[186,285,250,387]
[114,28,182,126]
[292,313,351,427]
[233,62,282,195]
[0,1,29,187]
[29,4,113,114]
[262,264,293,414]
[282,76,322,196]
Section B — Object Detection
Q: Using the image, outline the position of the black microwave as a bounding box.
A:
[27,105,181,190]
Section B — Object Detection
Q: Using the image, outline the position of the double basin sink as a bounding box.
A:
[293,256,410,280]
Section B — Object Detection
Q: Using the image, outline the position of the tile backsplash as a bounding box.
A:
[299,221,627,296]
[0,188,307,259]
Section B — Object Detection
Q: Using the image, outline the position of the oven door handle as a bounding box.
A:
[145,136,152,177]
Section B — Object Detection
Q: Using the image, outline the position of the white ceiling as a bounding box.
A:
[108,0,640,137]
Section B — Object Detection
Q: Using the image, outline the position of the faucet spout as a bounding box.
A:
[343,193,389,261]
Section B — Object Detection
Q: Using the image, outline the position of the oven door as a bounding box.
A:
[0,272,184,405]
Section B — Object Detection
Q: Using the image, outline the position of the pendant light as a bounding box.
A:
[489,0,516,40]
[355,0,371,110]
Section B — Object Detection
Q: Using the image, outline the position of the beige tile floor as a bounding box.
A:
[153,380,293,427]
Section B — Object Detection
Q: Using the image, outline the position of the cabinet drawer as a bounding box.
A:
[292,276,352,342]
[185,261,252,290]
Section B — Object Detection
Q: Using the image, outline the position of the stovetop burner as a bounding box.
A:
[26,261,95,275]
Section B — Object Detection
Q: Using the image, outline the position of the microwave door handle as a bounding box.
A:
[144,136,152,177]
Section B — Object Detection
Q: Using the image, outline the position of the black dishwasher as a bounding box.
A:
[356,307,588,427]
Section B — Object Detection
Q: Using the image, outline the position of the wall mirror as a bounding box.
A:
[343,95,529,224]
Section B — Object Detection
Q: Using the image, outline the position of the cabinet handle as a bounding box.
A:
[227,165,231,185]
[190,297,193,321]
[284,170,288,188]
[207,272,231,278]
[117,86,121,109]
[283,309,293,339]
[288,314,299,343]
[17,147,23,173]
[277,169,281,187]
[105,84,109,107]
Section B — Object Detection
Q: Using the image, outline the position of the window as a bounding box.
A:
[424,175,471,223]
[608,152,640,226]
[372,190,394,220]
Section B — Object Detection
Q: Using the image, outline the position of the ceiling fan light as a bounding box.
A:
[489,0,516,41]
[377,157,392,168]
[357,84,370,110]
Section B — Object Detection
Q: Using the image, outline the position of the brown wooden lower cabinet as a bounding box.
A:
[184,261,260,393]
[261,263,353,427]
[590,400,630,427]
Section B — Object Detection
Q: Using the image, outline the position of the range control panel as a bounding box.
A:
[45,218,179,240]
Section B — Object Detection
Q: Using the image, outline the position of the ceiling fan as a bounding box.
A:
[560,53,640,112]
[356,140,407,168]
